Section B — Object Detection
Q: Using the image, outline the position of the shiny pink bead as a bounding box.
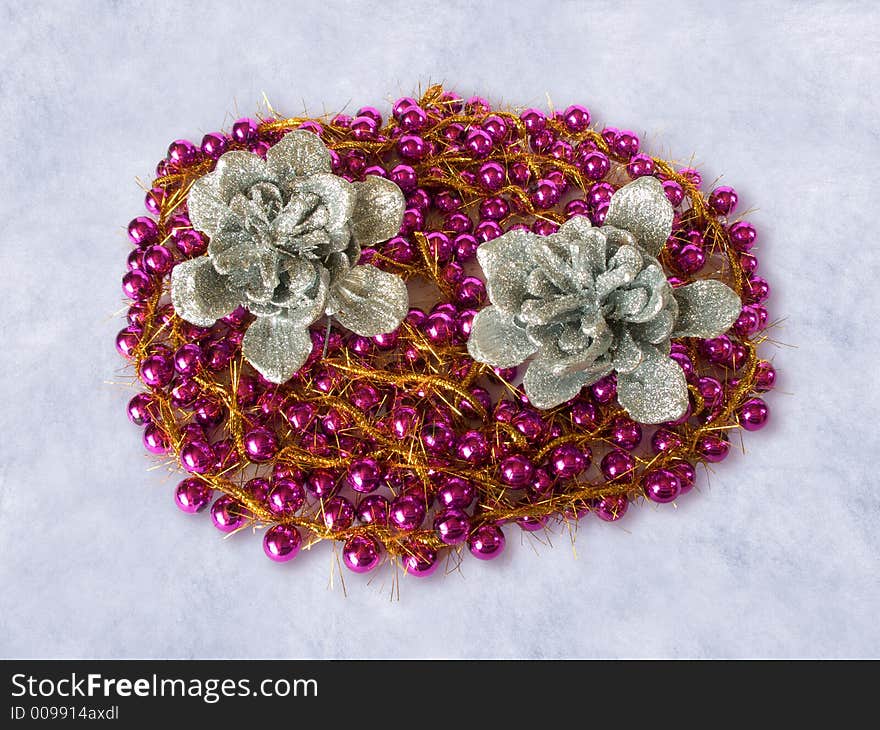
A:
[610,416,642,450]
[464,129,493,158]
[384,236,416,263]
[733,305,761,337]
[180,440,215,474]
[128,216,159,247]
[391,494,427,531]
[477,161,505,192]
[434,508,470,545]
[591,375,617,403]
[468,524,505,560]
[397,134,429,161]
[565,199,590,218]
[346,458,381,493]
[562,104,591,132]
[139,354,173,388]
[144,187,164,215]
[530,179,560,209]
[528,468,554,498]
[663,180,685,206]
[755,361,777,391]
[696,434,730,462]
[174,478,212,513]
[702,335,733,364]
[322,496,354,531]
[601,449,635,481]
[570,400,598,428]
[479,196,509,220]
[644,468,682,503]
[173,343,202,376]
[676,244,706,274]
[512,410,544,440]
[401,542,439,577]
[739,252,759,275]
[517,515,549,532]
[173,229,207,256]
[343,535,381,573]
[397,105,427,132]
[626,154,655,178]
[126,392,153,425]
[167,139,197,166]
[549,443,588,478]
[520,108,546,133]
[587,182,614,208]
[651,427,683,454]
[267,478,305,516]
[393,97,418,119]
[611,130,639,159]
[142,424,169,454]
[709,186,738,215]
[211,496,246,532]
[670,461,696,494]
[422,420,454,454]
[530,128,555,153]
[482,114,508,142]
[350,115,378,140]
[436,476,475,509]
[285,402,315,431]
[302,469,334,499]
[122,270,153,301]
[200,132,228,159]
[231,117,259,143]
[595,494,628,521]
[354,495,388,527]
[698,376,724,409]
[424,311,455,344]
[729,221,757,252]
[243,427,278,462]
[499,454,533,487]
[578,151,610,181]
[475,220,502,242]
[126,249,145,271]
[263,525,301,562]
[745,276,770,304]
[738,398,769,430]
[116,328,141,358]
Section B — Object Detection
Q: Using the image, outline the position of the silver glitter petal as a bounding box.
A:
[476,228,540,313]
[351,176,406,244]
[522,357,592,410]
[671,280,741,338]
[241,315,313,384]
[170,256,239,326]
[215,151,270,202]
[266,130,332,181]
[327,264,408,336]
[467,305,538,368]
[187,175,228,238]
[617,350,689,424]
[286,173,355,233]
[604,177,673,256]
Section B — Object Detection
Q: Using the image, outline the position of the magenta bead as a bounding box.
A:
[211,496,246,532]
[570,400,598,428]
[520,108,546,133]
[595,494,628,521]
[676,244,706,274]
[357,494,390,526]
[644,468,682,503]
[738,398,769,431]
[263,525,301,562]
[174,478,212,513]
[173,343,202,376]
[477,161,505,192]
[390,494,426,531]
[116,328,141,358]
[142,245,173,276]
[434,508,470,545]
[267,478,305,516]
[468,524,505,560]
[139,354,173,388]
[127,216,158,247]
[663,180,685,206]
[167,139,197,166]
[755,361,777,392]
[709,186,738,215]
[180,440,215,475]
[231,117,259,143]
[397,134,429,161]
[610,416,643,450]
[200,132,228,159]
[122,270,153,301]
[578,151,610,181]
[671,461,697,494]
[729,221,757,252]
[627,154,655,178]
[530,179,560,209]
[601,449,635,481]
[591,375,617,404]
[306,469,337,498]
[499,454,533,487]
[651,427,683,454]
[342,535,381,573]
[142,424,169,454]
[436,476,475,509]
[611,130,639,159]
[346,458,381,493]
[696,434,731,462]
[126,392,153,425]
[322,496,355,531]
[549,443,588,478]
[562,104,591,132]
[745,276,770,304]
[243,427,278,462]
[401,542,439,577]
[464,129,493,158]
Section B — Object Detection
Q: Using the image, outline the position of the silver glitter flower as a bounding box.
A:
[467,177,741,423]
[171,130,408,383]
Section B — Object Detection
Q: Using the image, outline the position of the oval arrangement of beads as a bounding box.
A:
[117,85,776,578]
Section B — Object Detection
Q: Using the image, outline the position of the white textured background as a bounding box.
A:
[1,0,878,658]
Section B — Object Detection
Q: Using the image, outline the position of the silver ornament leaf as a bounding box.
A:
[266,130,332,181]
[522,357,591,410]
[476,228,540,313]
[351,176,406,244]
[617,349,689,424]
[328,264,408,336]
[604,176,674,256]
[170,256,239,327]
[467,305,538,368]
[671,280,741,338]
[241,314,313,384]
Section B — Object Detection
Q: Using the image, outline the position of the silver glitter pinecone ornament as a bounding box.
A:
[467,176,741,423]
[171,130,408,383]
